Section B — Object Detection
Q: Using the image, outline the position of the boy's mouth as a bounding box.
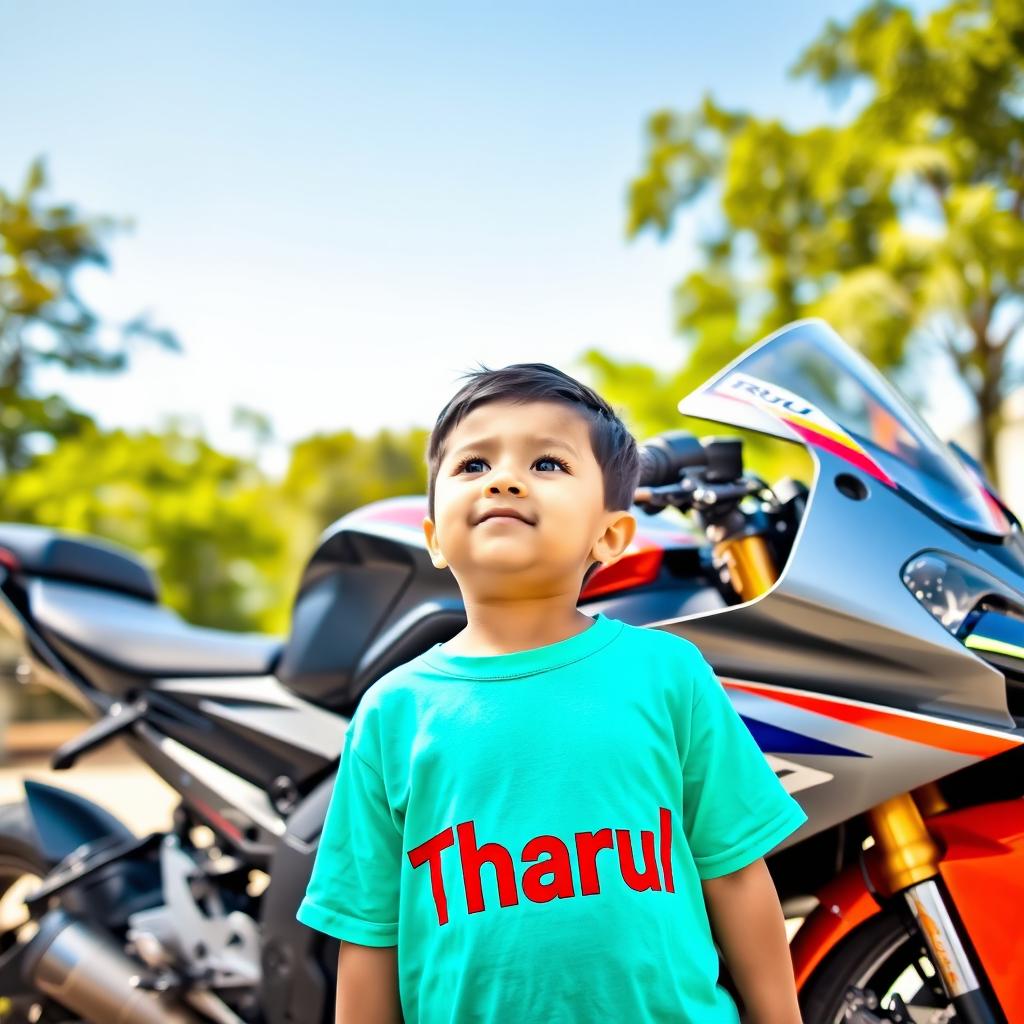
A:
[475,507,536,526]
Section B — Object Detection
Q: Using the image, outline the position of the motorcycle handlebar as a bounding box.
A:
[636,431,707,488]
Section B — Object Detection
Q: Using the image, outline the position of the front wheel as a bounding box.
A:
[799,908,954,1023]
[0,801,80,1024]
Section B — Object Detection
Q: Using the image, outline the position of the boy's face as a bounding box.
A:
[423,399,636,600]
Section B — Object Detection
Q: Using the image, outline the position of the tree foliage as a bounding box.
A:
[0,158,178,472]
[281,425,430,557]
[0,420,430,637]
[0,422,293,632]
[617,0,1024,485]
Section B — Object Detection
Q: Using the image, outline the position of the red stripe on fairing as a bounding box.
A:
[978,485,1011,534]
[724,680,1021,759]
[781,420,897,488]
[711,390,753,409]
[707,388,897,487]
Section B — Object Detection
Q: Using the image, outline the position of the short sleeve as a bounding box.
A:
[681,653,808,880]
[295,721,402,945]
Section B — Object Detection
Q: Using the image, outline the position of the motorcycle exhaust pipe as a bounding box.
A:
[22,909,204,1024]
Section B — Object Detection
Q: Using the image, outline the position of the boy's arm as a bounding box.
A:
[701,857,803,1024]
[336,941,403,1024]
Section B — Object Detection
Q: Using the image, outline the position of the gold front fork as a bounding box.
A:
[864,787,987,1006]
[712,534,779,603]
[864,790,944,897]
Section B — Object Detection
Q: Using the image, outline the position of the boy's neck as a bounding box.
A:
[443,595,596,656]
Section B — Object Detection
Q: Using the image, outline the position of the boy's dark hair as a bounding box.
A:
[426,362,640,522]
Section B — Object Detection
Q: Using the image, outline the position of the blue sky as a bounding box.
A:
[4,1,950,475]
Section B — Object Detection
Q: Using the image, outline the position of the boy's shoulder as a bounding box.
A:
[359,648,435,706]
[341,650,435,755]
[610,618,708,666]
[561,617,714,704]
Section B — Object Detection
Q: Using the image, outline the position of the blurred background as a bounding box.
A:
[1,0,1021,826]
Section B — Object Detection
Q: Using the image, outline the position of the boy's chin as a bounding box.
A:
[456,553,556,583]
[464,554,540,574]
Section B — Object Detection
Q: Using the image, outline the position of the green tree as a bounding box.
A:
[620,0,1024,486]
[0,158,178,473]
[282,426,429,529]
[0,417,435,641]
[0,421,296,634]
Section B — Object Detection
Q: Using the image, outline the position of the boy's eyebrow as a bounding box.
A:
[449,435,581,459]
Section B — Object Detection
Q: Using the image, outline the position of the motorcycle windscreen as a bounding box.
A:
[677,319,1011,538]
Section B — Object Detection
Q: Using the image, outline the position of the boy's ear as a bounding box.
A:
[588,510,637,567]
[422,517,448,570]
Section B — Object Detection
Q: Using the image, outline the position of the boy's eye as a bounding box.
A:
[534,455,570,472]
[452,454,571,474]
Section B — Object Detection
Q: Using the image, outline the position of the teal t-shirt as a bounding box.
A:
[296,612,808,1023]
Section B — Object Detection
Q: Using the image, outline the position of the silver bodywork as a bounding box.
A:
[652,318,1024,852]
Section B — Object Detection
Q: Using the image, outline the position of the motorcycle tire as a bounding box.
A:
[798,906,954,1023]
[0,800,81,1024]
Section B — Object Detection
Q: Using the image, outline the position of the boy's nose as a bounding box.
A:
[483,471,529,498]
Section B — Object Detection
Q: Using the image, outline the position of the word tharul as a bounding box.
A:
[407,807,674,925]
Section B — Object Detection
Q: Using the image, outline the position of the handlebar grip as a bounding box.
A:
[636,431,707,487]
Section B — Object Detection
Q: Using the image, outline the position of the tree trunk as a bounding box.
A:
[975,328,1005,492]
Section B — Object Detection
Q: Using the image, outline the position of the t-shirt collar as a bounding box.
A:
[421,612,623,680]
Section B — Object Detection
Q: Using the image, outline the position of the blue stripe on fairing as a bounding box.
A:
[741,716,869,758]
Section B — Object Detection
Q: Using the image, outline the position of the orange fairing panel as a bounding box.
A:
[794,801,1024,1016]
[929,800,1024,1019]
[791,865,880,990]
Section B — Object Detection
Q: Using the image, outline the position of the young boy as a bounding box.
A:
[296,363,808,1023]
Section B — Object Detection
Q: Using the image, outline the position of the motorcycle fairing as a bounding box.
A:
[652,321,1023,852]
[792,799,1024,1020]
[791,864,881,990]
[713,678,1023,851]
[730,680,1021,760]
[929,799,1024,1017]
[678,318,1011,537]
[706,369,898,489]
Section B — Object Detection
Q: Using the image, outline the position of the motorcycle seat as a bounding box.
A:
[0,522,157,601]
[27,577,282,677]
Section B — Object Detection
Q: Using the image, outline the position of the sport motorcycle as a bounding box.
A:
[0,318,1021,1023]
